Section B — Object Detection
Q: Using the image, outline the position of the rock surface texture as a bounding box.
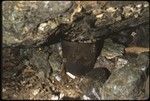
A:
[101,53,149,100]
[3,1,149,47]
[2,1,149,100]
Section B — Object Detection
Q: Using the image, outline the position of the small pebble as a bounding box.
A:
[96,13,104,18]
[66,72,76,79]
[13,94,17,97]
[59,93,65,99]
[116,16,122,21]
[38,23,47,31]
[131,32,137,37]
[14,38,21,42]
[21,80,26,85]
[134,14,139,18]
[36,71,45,79]
[52,87,55,91]
[79,36,84,40]
[86,40,92,43]
[144,3,149,7]
[136,4,142,8]
[141,66,146,71]
[92,88,101,100]
[2,88,6,92]
[63,58,67,63]
[51,95,59,100]
[59,51,63,57]
[115,58,128,69]
[106,7,116,12]
[32,89,40,96]
[58,46,62,50]
[83,95,91,100]
[55,75,61,82]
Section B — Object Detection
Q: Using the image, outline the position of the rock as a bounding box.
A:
[2,1,73,47]
[61,96,80,100]
[2,47,22,65]
[94,56,115,72]
[110,29,134,46]
[95,1,149,28]
[48,42,62,73]
[32,89,40,96]
[114,58,128,70]
[63,10,103,43]
[55,75,62,82]
[129,24,149,48]
[59,93,65,99]
[82,95,91,100]
[94,55,128,72]
[62,40,103,76]
[101,39,125,59]
[28,46,52,77]
[111,23,149,47]
[136,52,149,75]
[3,42,62,78]
[2,88,6,93]
[101,52,149,100]
[79,68,111,100]
[144,76,149,99]
[36,71,45,80]
[2,47,27,78]
[66,72,76,79]
[3,1,149,47]
[27,43,63,77]
[51,95,59,100]
[85,68,111,84]
[2,2,149,99]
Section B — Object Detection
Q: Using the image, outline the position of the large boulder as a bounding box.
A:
[101,52,149,100]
